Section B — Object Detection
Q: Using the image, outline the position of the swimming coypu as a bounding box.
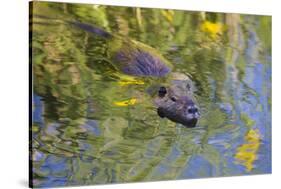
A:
[70,21,200,127]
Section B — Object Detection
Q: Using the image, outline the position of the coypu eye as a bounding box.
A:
[158,86,167,97]
[170,97,177,102]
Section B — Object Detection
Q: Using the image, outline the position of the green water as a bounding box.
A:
[30,2,271,188]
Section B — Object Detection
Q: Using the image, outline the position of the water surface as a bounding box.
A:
[30,2,272,187]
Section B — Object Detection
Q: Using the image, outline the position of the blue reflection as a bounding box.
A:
[33,93,44,127]
[36,155,71,187]
[82,120,101,136]
[180,155,214,178]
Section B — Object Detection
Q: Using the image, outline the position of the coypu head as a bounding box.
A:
[151,73,200,127]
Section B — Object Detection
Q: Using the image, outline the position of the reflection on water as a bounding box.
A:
[30,2,271,187]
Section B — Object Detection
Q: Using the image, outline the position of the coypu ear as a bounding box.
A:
[170,72,196,93]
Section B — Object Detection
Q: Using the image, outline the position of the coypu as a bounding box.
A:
[70,21,200,127]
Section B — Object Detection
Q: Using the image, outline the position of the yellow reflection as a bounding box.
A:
[235,129,261,172]
[161,10,174,23]
[118,80,145,86]
[114,98,137,107]
[117,75,145,86]
[200,21,223,38]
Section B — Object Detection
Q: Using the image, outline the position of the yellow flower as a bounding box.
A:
[113,98,137,107]
[234,129,261,172]
[200,21,223,38]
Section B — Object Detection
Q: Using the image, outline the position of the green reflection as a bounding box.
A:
[30,1,271,187]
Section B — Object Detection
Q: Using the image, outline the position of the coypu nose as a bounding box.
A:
[183,105,200,127]
[186,106,200,119]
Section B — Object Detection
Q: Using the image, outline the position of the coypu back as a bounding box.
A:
[111,39,173,77]
[70,21,173,77]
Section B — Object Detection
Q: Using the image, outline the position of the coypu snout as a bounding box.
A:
[157,97,200,128]
[152,73,200,127]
